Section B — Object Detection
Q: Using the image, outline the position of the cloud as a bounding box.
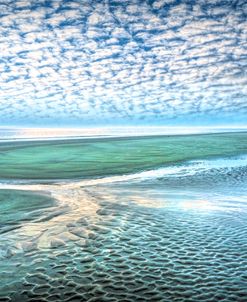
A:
[0,0,246,126]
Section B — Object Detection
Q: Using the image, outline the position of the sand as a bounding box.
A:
[0,182,247,301]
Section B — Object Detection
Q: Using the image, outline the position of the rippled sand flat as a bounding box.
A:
[0,183,247,302]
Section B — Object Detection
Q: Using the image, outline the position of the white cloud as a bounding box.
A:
[0,0,246,126]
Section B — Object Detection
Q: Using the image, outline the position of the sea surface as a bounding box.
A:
[0,131,247,301]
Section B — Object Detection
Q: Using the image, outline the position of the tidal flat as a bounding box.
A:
[0,132,247,301]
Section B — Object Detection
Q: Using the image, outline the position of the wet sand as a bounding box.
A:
[0,182,247,302]
[0,133,247,301]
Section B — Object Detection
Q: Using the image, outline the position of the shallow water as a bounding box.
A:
[0,190,55,234]
[0,132,247,180]
[0,133,247,301]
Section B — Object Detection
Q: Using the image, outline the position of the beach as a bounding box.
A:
[0,132,247,301]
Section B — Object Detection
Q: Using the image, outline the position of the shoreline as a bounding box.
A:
[1,128,247,144]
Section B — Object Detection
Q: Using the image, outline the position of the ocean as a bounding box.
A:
[0,131,247,301]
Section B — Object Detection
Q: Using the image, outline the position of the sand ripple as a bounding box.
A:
[0,184,247,301]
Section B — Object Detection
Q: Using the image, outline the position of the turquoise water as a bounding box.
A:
[0,190,55,234]
[0,132,247,301]
[0,132,247,180]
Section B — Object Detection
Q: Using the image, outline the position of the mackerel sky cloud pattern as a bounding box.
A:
[0,0,247,126]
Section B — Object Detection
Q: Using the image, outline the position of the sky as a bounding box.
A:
[0,0,246,127]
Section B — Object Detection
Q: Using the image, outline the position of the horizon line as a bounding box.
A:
[1,125,247,130]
